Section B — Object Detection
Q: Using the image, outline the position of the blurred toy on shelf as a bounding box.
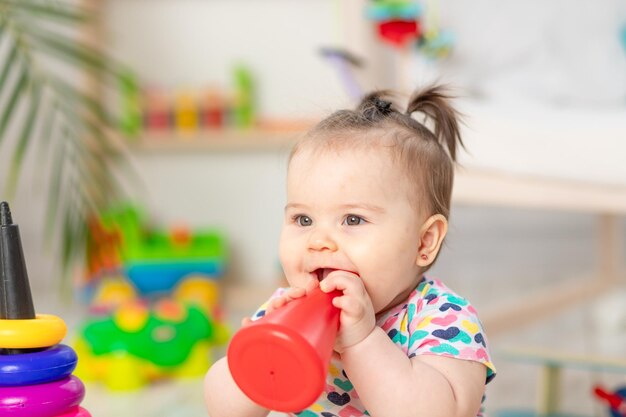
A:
[231,65,256,129]
[75,203,230,390]
[367,0,422,47]
[118,64,257,139]
[201,86,226,129]
[143,87,172,131]
[118,69,143,138]
[320,47,364,101]
[174,90,200,135]
[418,28,454,59]
[366,0,454,58]
[0,201,92,417]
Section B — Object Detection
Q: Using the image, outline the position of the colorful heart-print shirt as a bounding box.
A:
[251,276,497,417]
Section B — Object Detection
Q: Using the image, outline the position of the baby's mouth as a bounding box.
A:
[313,268,337,282]
[312,268,360,281]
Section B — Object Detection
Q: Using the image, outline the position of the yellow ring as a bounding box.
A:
[0,314,67,349]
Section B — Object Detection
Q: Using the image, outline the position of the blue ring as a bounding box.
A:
[0,344,77,386]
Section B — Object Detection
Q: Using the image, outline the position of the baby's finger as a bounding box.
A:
[240,317,253,327]
[304,278,320,293]
[266,296,287,314]
[332,294,364,317]
[320,271,363,295]
[285,286,306,299]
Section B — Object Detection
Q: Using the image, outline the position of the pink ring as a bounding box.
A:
[53,407,92,417]
[0,376,84,417]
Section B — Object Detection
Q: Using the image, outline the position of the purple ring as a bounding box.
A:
[0,344,77,386]
[52,406,92,417]
[0,375,85,417]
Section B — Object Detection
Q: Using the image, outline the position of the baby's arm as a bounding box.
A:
[341,328,486,417]
[204,356,270,417]
[320,271,486,417]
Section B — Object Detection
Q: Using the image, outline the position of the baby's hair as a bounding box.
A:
[290,84,464,220]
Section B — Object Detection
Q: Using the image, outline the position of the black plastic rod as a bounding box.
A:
[0,201,36,320]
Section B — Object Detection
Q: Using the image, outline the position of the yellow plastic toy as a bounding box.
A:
[0,314,67,349]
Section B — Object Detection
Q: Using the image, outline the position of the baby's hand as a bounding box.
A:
[264,278,319,316]
[319,271,375,353]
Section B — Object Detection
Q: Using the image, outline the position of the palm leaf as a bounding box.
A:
[0,69,28,145]
[27,28,114,73]
[6,79,43,195]
[44,123,68,243]
[0,0,131,287]
[34,97,57,171]
[0,0,91,23]
[48,76,114,125]
[0,40,18,97]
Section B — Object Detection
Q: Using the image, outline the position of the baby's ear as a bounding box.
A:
[416,214,448,267]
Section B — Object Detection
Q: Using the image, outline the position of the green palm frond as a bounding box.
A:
[0,0,131,283]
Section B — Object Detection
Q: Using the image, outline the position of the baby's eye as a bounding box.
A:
[294,215,313,226]
[344,215,365,226]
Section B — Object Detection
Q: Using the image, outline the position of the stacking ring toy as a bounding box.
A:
[0,344,77,386]
[0,314,66,349]
[53,407,92,417]
[0,375,84,417]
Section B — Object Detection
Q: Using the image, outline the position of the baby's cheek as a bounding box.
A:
[367,289,388,314]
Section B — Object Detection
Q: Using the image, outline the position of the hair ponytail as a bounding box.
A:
[406,85,464,162]
[356,91,395,121]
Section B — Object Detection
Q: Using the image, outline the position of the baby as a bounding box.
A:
[205,85,496,417]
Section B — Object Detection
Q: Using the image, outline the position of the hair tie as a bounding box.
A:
[373,98,392,115]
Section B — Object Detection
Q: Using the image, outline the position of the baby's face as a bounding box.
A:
[279,146,425,314]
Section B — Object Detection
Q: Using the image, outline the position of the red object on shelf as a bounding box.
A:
[143,88,172,131]
[377,20,420,47]
[201,89,225,129]
[227,287,341,412]
[202,107,224,129]
[145,109,171,131]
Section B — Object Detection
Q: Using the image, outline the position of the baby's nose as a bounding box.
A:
[307,229,338,252]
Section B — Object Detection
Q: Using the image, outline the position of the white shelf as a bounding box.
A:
[454,168,626,215]
[128,130,626,215]
[126,119,316,152]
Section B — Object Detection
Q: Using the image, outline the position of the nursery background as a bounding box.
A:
[1,1,626,416]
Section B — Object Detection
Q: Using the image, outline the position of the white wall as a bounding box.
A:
[98,0,375,284]
[101,0,355,118]
[124,148,290,284]
[3,0,626,298]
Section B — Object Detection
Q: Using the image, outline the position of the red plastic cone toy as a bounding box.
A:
[227,287,341,412]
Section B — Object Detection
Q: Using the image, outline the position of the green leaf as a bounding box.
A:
[60,195,80,274]
[1,1,131,291]
[44,123,69,242]
[7,80,43,195]
[0,68,28,146]
[26,27,112,73]
[0,41,19,98]
[61,122,108,213]
[0,0,92,23]
[48,77,113,125]
[34,98,57,169]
